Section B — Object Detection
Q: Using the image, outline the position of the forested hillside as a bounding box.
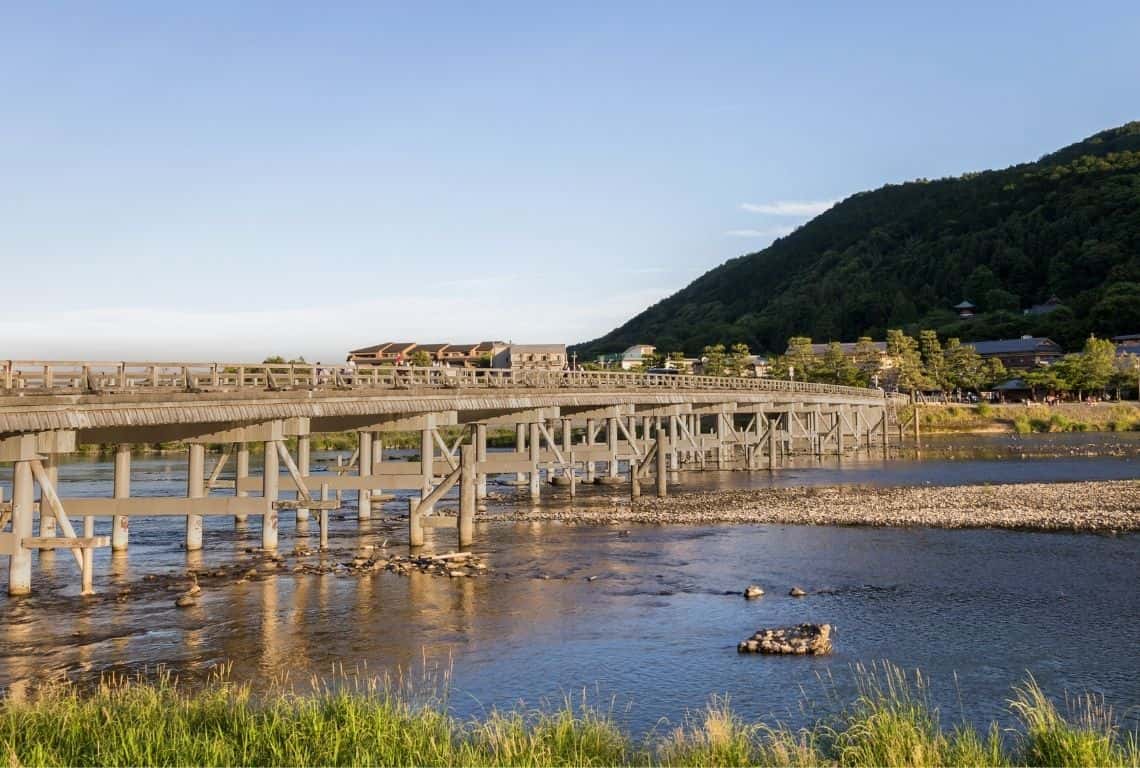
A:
[574,122,1140,357]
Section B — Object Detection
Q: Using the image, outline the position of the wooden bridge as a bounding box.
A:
[0,361,913,596]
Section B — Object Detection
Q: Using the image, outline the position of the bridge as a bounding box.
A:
[0,360,913,596]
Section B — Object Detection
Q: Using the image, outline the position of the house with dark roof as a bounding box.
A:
[1024,296,1065,316]
[966,337,1062,369]
[807,341,887,356]
[347,341,507,367]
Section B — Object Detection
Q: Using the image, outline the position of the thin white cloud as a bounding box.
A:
[739,200,837,217]
[724,226,795,238]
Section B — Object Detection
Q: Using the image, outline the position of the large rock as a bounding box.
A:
[737,623,832,655]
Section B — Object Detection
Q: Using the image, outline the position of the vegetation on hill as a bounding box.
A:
[574,122,1140,358]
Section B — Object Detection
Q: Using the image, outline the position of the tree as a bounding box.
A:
[818,342,858,385]
[1075,335,1117,394]
[780,337,817,381]
[982,358,1007,389]
[918,330,946,391]
[410,350,433,367]
[727,343,752,377]
[885,329,929,392]
[943,338,984,392]
[701,344,726,376]
[852,337,882,387]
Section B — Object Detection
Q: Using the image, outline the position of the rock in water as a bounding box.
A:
[738,624,832,655]
[744,585,765,599]
[175,595,198,608]
[789,587,807,597]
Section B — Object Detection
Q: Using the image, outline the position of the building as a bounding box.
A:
[346,342,417,364]
[491,344,568,371]
[347,341,507,367]
[1024,296,1065,316]
[953,300,977,320]
[1112,333,1140,357]
[595,344,657,370]
[967,337,1062,369]
[807,341,888,356]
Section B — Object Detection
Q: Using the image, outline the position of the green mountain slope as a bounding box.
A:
[574,122,1140,357]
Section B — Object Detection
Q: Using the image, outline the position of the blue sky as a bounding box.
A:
[2,2,1137,360]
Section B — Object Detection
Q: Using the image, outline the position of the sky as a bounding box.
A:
[2,2,1138,362]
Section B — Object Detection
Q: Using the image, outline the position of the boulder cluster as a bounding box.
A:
[738,623,832,655]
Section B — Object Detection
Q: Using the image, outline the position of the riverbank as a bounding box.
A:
[917,402,1140,434]
[483,480,1140,531]
[2,664,1135,767]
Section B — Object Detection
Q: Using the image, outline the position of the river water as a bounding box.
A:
[1,433,1137,734]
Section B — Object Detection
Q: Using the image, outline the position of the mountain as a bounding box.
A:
[574,122,1140,358]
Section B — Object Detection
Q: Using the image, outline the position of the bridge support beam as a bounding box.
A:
[235,443,250,524]
[515,423,526,484]
[296,436,311,522]
[459,444,475,547]
[186,443,204,551]
[584,418,596,482]
[111,444,130,550]
[9,460,34,595]
[357,429,372,520]
[262,440,279,550]
[420,428,434,518]
[475,423,487,499]
[606,417,619,479]
[37,456,57,549]
[529,421,541,500]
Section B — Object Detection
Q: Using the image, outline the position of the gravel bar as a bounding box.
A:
[482,480,1140,532]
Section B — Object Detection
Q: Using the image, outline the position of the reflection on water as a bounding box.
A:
[0,433,1137,735]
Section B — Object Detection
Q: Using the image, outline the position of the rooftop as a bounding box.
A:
[967,337,1061,355]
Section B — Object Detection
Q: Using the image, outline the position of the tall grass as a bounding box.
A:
[1,663,1136,766]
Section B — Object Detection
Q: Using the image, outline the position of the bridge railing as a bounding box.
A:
[0,360,902,402]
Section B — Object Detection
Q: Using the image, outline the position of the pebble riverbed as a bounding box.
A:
[481,479,1140,532]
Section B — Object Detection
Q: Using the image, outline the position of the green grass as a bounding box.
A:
[1,663,1136,767]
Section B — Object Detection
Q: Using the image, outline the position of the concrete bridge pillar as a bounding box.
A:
[37,456,57,548]
[262,440,279,550]
[529,421,541,500]
[111,444,130,551]
[715,412,729,466]
[584,418,596,482]
[235,443,250,524]
[515,423,526,484]
[656,430,668,498]
[459,444,475,547]
[296,436,311,522]
[186,443,205,551]
[357,429,372,520]
[768,415,777,470]
[606,417,619,478]
[8,460,34,595]
[420,428,435,517]
[475,423,487,499]
[561,418,572,477]
[669,415,681,471]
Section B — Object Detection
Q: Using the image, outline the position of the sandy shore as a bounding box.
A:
[481,480,1140,532]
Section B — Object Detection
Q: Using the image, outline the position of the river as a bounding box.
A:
[1,433,1137,734]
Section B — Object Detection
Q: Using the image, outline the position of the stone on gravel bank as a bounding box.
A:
[738,624,832,655]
